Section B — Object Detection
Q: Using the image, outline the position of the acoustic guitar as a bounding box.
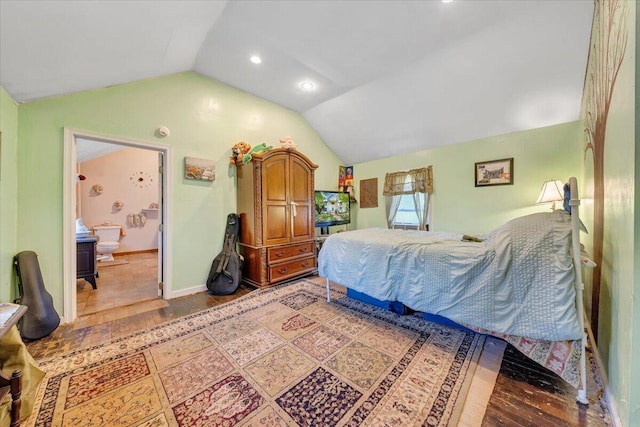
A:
[206,213,243,295]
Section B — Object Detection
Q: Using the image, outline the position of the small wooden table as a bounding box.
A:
[1,303,27,427]
[315,235,329,254]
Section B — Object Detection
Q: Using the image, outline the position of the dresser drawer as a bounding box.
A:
[269,255,316,283]
[267,242,314,263]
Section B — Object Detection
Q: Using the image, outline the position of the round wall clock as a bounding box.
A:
[130,171,153,188]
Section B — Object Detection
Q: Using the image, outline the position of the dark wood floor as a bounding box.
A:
[484,345,609,426]
[26,276,610,426]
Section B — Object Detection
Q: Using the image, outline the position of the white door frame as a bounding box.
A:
[63,128,173,322]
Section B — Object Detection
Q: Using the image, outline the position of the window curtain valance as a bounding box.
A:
[383,166,433,196]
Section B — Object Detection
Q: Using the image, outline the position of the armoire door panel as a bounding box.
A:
[291,205,312,240]
[290,159,311,202]
[265,205,288,243]
[264,157,288,202]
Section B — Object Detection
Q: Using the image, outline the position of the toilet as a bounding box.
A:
[93,225,121,262]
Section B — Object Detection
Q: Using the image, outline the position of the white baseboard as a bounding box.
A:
[585,321,623,427]
[604,387,624,427]
[169,284,207,299]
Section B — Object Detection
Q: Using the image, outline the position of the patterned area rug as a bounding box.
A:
[26,278,496,427]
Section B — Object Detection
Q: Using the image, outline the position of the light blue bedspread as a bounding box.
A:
[318,211,582,341]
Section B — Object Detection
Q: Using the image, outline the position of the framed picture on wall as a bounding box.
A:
[344,165,354,187]
[339,165,346,188]
[360,178,378,208]
[184,156,215,181]
[474,158,513,187]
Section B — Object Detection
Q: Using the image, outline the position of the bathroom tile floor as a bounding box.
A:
[76,251,159,317]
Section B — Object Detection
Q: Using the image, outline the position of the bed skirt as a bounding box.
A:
[343,287,582,389]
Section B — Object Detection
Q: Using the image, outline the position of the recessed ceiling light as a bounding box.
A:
[300,81,315,90]
[250,55,262,64]
[442,0,453,3]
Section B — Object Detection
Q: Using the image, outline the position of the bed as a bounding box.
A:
[319,177,590,404]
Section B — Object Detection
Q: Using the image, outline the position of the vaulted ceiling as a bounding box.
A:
[0,0,594,164]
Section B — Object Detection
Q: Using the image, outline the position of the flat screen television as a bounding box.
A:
[314,190,351,235]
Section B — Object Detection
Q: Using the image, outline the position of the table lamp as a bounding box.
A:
[536,180,564,210]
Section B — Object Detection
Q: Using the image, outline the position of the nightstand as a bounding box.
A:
[77,236,98,289]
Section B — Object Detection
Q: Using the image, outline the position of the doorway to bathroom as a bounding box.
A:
[63,128,172,322]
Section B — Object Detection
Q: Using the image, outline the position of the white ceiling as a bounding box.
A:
[0,0,594,165]
[76,138,125,163]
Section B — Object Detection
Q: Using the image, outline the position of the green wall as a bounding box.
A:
[352,121,581,234]
[15,72,341,314]
[0,87,19,304]
[580,1,637,424]
[604,2,636,425]
[633,2,640,420]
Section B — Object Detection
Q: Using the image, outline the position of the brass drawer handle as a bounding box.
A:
[299,247,308,253]
[278,268,288,274]
[301,262,309,267]
[275,252,285,258]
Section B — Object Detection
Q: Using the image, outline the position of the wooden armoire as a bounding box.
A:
[236,148,318,288]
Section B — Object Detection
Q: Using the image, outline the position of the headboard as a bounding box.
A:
[567,176,588,404]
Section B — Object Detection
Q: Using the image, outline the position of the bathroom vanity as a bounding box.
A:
[76,236,98,289]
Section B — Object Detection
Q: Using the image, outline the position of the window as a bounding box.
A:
[383,167,433,231]
[392,192,422,229]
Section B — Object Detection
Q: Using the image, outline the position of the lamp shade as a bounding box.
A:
[535,180,565,204]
